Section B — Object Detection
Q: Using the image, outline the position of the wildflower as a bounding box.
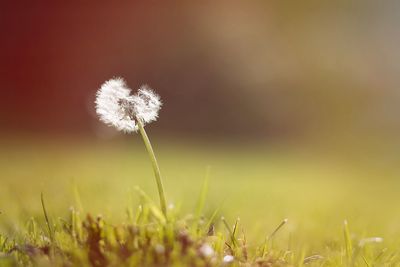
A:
[95,78,161,133]
[199,244,214,258]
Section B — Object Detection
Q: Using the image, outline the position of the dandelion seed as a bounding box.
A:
[358,237,383,247]
[223,255,234,263]
[39,235,51,244]
[303,254,324,264]
[199,244,214,257]
[155,244,165,254]
[95,78,162,133]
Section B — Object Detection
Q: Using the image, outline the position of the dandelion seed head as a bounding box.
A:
[95,78,137,133]
[95,78,162,133]
[133,85,162,124]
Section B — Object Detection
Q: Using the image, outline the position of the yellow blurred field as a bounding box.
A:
[1,137,399,254]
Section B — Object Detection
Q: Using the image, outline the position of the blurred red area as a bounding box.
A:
[1,2,399,141]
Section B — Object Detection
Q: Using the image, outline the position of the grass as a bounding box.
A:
[0,137,399,266]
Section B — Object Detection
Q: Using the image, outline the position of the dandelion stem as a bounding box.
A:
[136,118,167,217]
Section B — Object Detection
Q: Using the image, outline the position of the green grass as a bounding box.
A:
[0,137,399,266]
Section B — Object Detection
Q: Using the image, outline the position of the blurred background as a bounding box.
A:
[1,1,399,247]
[2,1,400,141]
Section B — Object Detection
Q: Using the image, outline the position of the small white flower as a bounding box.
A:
[223,255,234,263]
[199,244,214,257]
[95,78,161,133]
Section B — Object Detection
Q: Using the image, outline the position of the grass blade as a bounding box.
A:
[195,166,211,220]
[222,217,238,248]
[73,183,84,214]
[261,218,288,257]
[41,192,54,242]
[343,220,353,264]
[134,187,166,224]
[362,255,371,267]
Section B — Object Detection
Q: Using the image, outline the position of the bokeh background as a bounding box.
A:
[1,1,400,248]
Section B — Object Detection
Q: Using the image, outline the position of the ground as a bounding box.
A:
[0,137,399,266]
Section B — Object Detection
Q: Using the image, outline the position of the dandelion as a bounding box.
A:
[95,77,167,216]
[95,78,162,133]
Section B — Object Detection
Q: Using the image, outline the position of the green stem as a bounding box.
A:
[136,119,167,217]
[41,192,54,242]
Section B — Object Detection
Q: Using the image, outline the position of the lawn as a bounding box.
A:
[0,137,399,266]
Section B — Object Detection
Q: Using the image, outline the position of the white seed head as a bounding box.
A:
[95,78,162,133]
[199,244,214,257]
[133,85,162,124]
